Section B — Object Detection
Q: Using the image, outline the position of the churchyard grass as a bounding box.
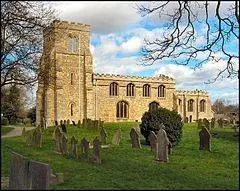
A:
[1,126,15,135]
[1,122,239,189]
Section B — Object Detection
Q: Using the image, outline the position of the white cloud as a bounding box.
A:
[121,37,142,53]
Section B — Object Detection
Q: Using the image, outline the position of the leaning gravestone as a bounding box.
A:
[54,127,62,153]
[130,128,141,149]
[61,133,68,155]
[80,137,90,161]
[61,124,67,133]
[92,137,101,164]
[112,129,121,146]
[156,128,170,162]
[71,136,78,159]
[72,121,76,126]
[100,127,107,145]
[148,131,157,152]
[28,160,51,190]
[9,152,29,190]
[199,127,211,151]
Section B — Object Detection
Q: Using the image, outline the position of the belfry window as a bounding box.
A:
[126,83,135,96]
[68,37,78,52]
[143,84,150,97]
[116,101,129,118]
[109,82,118,96]
[200,100,206,112]
[158,85,165,97]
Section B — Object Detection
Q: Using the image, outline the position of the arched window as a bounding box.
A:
[143,84,150,97]
[70,73,74,85]
[149,101,159,112]
[116,101,129,118]
[158,85,165,97]
[68,37,78,52]
[70,103,74,116]
[109,82,118,96]
[188,99,194,112]
[126,83,135,96]
[200,99,206,112]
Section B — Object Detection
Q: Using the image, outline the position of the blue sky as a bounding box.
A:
[44,1,239,106]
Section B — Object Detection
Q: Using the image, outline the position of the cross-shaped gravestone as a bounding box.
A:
[80,137,90,161]
[148,131,157,152]
[156,127,170,162]
[100,127,107,145]
[130,128,141,149]
[199,127,211,151]
[70,136,78,159]
[61,133,68,155]
[92,137,101,164]
[112,129,121,146]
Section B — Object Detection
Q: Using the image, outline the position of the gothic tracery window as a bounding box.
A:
[158,85,165,97]
[200,99,206,112]
[143,84,150,97]
[116,101,128,118]
[109,82,118,96]
[126,83,135,96]
[188,99,194,112]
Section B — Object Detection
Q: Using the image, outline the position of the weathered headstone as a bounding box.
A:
[156,128,170,162]
[72,121,76,126]
[100,127,107,145]
[55,121,58,126]
[148,131,157,152]
[9,152,29,190]
[54,127,62,153]
[28,160,51,190]
[35,127,42,148]
[199,127,211,151]
[112,129,121,146]
[67,119,70,126]
[61,133,68,155]
[130,128,141,149]
[60,120,63,125]
[92,137,101,164]
[63,120,66,125]
[71,136,78,159]
[80,137,90,161]
[61,124,67,133]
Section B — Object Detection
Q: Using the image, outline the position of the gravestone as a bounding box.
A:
[156,128,170,162]
[9,152,29,190]
[112,129,121,146]
[26,131,33,146]
[63,120,66,125]
[203,118,210,130]
[60,120,63,125]
[28,160,51,190]
[31,129,38,147]
[134,127,141,136]
[61,124,67,133]
[100,127,107,145]
[55,121,58,126]
[35,127,42,148]
[92,137,101,164]
[71,136,78,159]
[80,137,90,161]
[22,127,26,136]
[61,133,68,155]
[148,131,157,152]
[130,128,141,149]
[77,120,81,127]
[199,127,211,151]
[67,119,70,126]
[54,127,62,153]
[99,120,104,129]
[72,121,76,126]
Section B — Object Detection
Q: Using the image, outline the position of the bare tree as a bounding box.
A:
[137,1,239,82]
[1,1,57,88]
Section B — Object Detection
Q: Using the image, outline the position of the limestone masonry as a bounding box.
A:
[36,21,214,127]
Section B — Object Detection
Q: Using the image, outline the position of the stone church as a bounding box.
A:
[36,20,214,127]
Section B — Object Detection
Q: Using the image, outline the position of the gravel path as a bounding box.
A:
[1,126,36,138]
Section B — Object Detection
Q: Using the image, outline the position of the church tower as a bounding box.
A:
[36,20,94,127]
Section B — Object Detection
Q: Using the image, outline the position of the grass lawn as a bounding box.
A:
[1,126,15,136]
[1,122,239,190]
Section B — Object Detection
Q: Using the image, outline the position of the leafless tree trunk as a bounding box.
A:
[1,1,57,88]
[137,1,239,83]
